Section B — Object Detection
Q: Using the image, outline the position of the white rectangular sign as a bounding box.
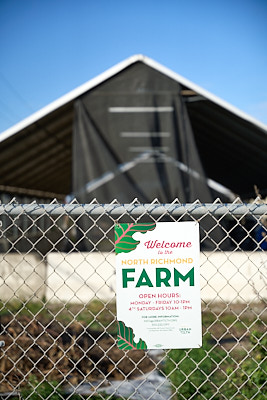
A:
[115,221,202,350]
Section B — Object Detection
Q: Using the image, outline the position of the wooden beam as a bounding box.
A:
[181,90,198,96]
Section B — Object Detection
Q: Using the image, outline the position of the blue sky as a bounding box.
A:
[0,0,267,134]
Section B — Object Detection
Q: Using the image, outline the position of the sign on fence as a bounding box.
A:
[115,221,202,350]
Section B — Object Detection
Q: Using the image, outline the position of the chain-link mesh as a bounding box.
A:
[0,198,266,400]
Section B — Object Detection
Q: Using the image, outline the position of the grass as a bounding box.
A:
[15,374,121,400]
[164,330,266,400]
[164,333,228,399]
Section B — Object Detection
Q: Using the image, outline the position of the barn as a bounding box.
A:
[1,54,266,204]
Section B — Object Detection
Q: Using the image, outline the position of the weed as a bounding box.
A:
[225,331,267,399]
[20,375,62,400]
[164,331,266,399]
[164,333,229,399]
[15,375,121,400]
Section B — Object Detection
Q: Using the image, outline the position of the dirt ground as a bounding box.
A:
[0,315,155,393]
[1,302,266,393]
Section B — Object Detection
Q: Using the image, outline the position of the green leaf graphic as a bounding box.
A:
[117,320,147,350]
[115,222,156,254]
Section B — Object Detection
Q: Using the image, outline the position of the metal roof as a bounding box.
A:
[1,54,266,200]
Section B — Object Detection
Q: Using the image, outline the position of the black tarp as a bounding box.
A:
[72,62,229,250]
[73,63,216,204]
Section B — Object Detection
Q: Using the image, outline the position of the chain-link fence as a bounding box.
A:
[0,198,266,400]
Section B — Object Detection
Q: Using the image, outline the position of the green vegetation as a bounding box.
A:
[164,331,266,400]
[164,333,228,399]
[20,375,62,400]
[225,331,267,400]
[17,375,121,400]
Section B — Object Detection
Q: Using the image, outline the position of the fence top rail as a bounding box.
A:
[0,202,266,217]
